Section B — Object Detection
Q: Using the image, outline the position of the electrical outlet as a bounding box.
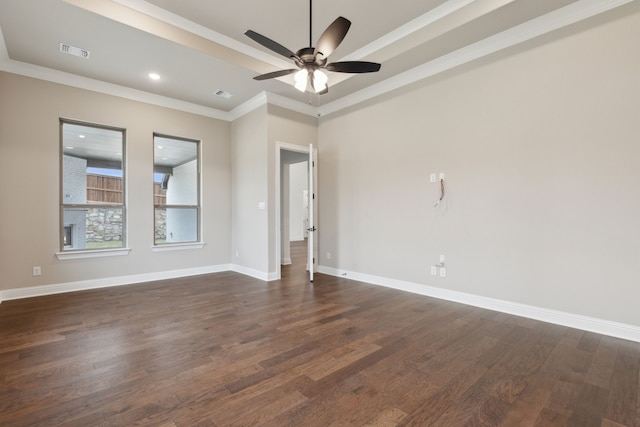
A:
[430,266,437,276]
[439,267,446,277]
[430,173,436,183]
[439,172,445,180]
[326,252,331,260]
[32,266,41,276]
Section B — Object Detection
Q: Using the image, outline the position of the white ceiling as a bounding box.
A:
[0,0,634,119]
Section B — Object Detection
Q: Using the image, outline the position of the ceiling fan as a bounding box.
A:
[244,0,381,94]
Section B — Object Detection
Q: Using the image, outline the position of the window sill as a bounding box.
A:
[56,248,131,260]
[152,242,205,252]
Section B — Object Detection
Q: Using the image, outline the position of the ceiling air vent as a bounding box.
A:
[60,43,90,59]
[214,90,233,99]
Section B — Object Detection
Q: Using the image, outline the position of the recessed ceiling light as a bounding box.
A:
[157,145,163,149]
[66,146,74,150]
[148,73,161,81]
[78,134,85,139]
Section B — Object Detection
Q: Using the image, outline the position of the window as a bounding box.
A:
[60,120,125,251]
[153,134,200,245]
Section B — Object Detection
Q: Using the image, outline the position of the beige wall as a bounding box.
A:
[2,4,639,332]
[317,5,640,326]
[0,72,231,290]
[267,105,317,275]
[230,105,268,274]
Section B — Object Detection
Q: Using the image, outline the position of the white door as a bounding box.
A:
[307,144,316,282]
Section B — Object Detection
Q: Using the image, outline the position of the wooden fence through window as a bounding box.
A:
[87,174,166,205]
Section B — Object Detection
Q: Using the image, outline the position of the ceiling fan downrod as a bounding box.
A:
[309,0,313,47]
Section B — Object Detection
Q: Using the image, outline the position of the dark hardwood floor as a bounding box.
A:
[1,240,639,426]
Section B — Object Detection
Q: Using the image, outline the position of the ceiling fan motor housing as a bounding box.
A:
[295,47,327,69]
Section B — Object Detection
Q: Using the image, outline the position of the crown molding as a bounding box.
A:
[265,92,319,117]
[317,0,634,117]
[1,0,633,122]
[0,56,233,121]
[227,91,268,120]
[111,0,293,71]
[227,92,319,120]
[340,0,475,62]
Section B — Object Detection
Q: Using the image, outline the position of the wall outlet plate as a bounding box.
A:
[439,267,446,277]
[430,266,437,276]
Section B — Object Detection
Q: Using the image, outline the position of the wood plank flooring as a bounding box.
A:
[1,240,639,426]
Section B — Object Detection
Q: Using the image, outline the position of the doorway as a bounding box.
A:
[275,142,317,281]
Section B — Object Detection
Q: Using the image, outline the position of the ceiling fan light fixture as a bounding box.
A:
[294,69,308,92]
[313,70,328,93]
[245,0,380,94]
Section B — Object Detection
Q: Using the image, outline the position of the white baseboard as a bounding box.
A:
[230,264,279,282]
[5,263,636,343]
[317,266,640,343]
[0,263,282,304]
[0,264,232,302]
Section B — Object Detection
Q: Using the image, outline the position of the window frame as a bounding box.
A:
[58,118,128,256]
[152,133,202,247]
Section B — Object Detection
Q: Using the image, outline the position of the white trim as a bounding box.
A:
[0,0,632,120]
[317,0,634,117]
[230,264,273,282]
[0,264,232,302]
[0,57,232,121]
[275,142,312,281]
[226,92,319,121]
[340,0,475,62]
[265,92,318,117]
[111,0,293,71]
[152,242,206,252]
[228,91,268,120]
[317,265,640,343]
[56,248,131,260]
[3,262,637,343]
[281,258,292,265]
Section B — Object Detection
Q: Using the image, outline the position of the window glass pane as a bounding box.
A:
[63,207,124,249]
[61,121,125,251]
[154,207,198,244]
[154,135,199,245]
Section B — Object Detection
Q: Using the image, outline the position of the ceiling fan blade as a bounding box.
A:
[314,17,351,59]
[253,69,299,81]
[326,61,381,73]
[245,30,296,59]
